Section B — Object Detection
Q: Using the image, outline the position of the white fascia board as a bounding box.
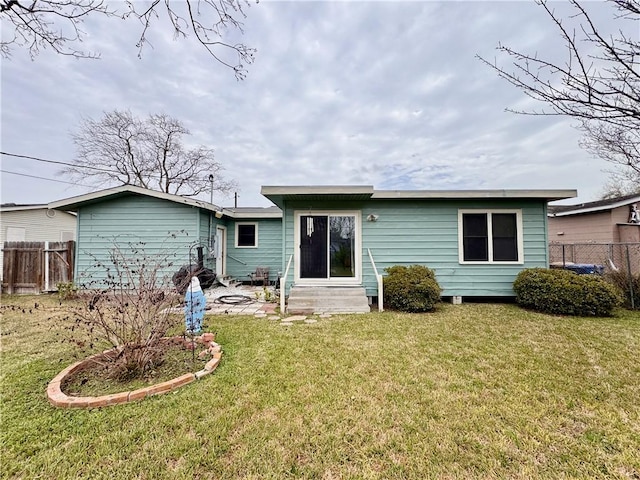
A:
[223,210,283,219]
[372,189,577,201]
[47,185,222,212]
[1,204,47,212]
[261,185,375,196]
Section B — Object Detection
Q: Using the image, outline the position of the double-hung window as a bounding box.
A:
[458,210,523,263]
[235,222,258,248]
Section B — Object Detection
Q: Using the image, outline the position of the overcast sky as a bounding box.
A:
[0,0,624,208]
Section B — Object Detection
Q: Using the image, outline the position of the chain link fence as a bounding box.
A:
[549,242,640,309]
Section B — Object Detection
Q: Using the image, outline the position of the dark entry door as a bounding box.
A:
[300,215,328,278]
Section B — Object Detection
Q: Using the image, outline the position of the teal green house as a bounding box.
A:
[49,184,576,312]
[48,186,282,290]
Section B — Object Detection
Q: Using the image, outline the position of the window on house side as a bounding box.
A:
[236,223,257,248]
[459,210,522,263]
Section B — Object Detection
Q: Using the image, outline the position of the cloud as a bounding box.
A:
[1,0,618,207]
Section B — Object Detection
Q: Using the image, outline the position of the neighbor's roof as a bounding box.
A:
[261,185,576,207]
[1,204,77,215]
[2,203,46,211]
[548,193,640,217]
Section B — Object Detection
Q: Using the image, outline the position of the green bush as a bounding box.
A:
[513,268,621,317]
[383,265,442,313]
[605,271,640,310]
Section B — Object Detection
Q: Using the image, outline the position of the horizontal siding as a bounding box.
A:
[283,198,548,297]
[362,199,548,297]
[1,209,77,242]
[76,196,200,287]
[548,211,613,243]
[226,218,283,284]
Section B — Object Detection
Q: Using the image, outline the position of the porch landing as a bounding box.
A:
[287,286,370,314]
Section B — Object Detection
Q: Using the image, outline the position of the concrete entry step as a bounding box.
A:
[217,275,239,287]
[287,286,370,314]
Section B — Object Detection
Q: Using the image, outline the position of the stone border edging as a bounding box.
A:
[47,333,222,409]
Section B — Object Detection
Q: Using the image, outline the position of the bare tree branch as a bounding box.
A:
[0,0,114,58]
[66,110,237,198]
[477,0,640,188]
[1,0,257,79]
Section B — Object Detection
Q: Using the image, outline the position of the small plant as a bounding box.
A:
[514,268,621,317]
[383,265,441,313]
[56,282,77,302]
[254,286,276,302]
[263,286,274,302]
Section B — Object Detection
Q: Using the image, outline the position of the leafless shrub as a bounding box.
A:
[68,236,187,380]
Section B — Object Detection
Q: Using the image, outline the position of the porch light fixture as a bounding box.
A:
[366,214,379,222]
[215,210,223,219]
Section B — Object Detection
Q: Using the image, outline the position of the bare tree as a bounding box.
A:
[600,170,640,199]
[67,110,236,197]
[69,236,185,380]
[477,0,640,189]
[0,0,256,79]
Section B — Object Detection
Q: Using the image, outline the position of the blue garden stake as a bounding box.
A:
[184,276,205,335]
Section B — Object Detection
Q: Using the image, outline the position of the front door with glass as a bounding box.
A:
[298,213,358,282]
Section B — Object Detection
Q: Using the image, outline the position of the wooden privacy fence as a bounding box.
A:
[2,241,75,294]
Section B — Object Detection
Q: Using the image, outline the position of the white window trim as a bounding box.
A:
[458,209,524,264]
[293,210,362,285]
[235,222,258,248]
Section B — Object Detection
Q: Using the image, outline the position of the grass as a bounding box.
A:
[1,294,640,479]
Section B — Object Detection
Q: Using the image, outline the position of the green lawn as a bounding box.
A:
[1,295,639,479]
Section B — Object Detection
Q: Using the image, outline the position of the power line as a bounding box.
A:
[1,151,114,174]
[1,151,221,192]
[0,169,92,187]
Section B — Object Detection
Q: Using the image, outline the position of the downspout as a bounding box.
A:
[281,199,287,293]
[543,201,549,267]
[209,212,214,264]
[73,208,80,285]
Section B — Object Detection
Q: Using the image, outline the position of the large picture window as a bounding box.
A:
[235,223,257,248]
[458,210,522,263]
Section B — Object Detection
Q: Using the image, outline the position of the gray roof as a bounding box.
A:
[46,184,579,217]
[223,206,282,218]
[1,203,46,210]
[262,185,576,207]
[548,193,640,217]
[47,185,281,219]
[47,185,223,214]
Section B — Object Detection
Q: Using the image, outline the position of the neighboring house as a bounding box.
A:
[0,204,77,281]
[48,185,575,310]
[548,194,640,244]
[547,194,640,275]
